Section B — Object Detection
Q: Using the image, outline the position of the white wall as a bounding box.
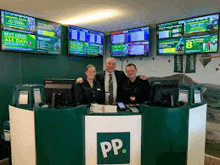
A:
[104,27,220,85]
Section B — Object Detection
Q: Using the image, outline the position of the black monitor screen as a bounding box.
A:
[149,80,179,107]
[44,78,76,108]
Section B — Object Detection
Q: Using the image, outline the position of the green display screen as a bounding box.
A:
[69,41,88,55]
[158,34,218,55]
[36,19,61,38]
[185,15,219,34]
[2,30,36,51]
[184,34,218,53]
[1,10,35,33]
[1,10,62,55]
[36,36,61,54]
[157,14,219,55]
[111,44,128,57]
[88,44,103,56]
[157,21,184,39]
[69,41,103,56]
[157,37,184,55]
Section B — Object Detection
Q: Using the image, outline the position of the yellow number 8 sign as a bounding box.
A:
[186,41,193,49]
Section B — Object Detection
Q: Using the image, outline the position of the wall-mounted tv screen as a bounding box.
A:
[1,10,62,55]
[35,19,61,54]
[68,26,104,56]
[184,33,218,53]
[157,37,184,55]
[111,44,128,57]
[69,40,88,55]
[1,10,35,34]
[2,30,36,51]
[157,33,218,55]
[110,26,150,57]
[157,13,219,55]
[184,15,219,35]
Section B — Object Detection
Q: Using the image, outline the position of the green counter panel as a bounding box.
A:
[34,105,88,165]
[140,104,189,165]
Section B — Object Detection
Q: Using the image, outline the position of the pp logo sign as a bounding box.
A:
[97,132,130,164]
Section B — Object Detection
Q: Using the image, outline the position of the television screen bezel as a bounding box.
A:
[68,25,104,57]
[0,9,62,55]
[110,25,150,57]
[156,13,219,56]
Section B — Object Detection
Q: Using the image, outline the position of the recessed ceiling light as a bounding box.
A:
[61,10,121,25]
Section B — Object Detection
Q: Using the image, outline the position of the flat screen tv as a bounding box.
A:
[110,26,150,57]
[111,44,128,57]
[35,19,61,54]
[156,13,219,55]
[68,25,104,56]
[1,10,62,55]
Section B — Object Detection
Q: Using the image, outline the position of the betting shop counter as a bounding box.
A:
[9,104,142,165]
[9,102,207,165]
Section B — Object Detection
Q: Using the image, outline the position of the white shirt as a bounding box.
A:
[105,71,117,104]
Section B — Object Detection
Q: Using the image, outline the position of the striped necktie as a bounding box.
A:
[109,74,113,105]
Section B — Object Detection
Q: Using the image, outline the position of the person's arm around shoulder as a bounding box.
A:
[76,77,83,84]
[115,70,127,84]
[140,75,147,80]
[120,70,127,80]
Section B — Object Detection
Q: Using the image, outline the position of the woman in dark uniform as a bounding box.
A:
[75,64,104,105]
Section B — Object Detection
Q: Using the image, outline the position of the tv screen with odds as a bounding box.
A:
[68,26,104,56]
[110,26,150,57]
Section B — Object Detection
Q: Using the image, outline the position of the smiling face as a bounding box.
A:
[105,58,116,73]
[126,65,137,80]
[85,66,96,80]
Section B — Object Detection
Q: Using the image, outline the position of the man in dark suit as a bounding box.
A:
[96,57,127,104]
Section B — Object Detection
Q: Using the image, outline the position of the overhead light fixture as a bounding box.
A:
[61,10,120,25]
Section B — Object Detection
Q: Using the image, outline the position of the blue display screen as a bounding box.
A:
[110,26,150,57]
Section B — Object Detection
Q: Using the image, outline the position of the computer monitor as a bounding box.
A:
[44,78,76,108]
[149,80,179,107]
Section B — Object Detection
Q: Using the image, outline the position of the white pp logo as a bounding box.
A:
[100,139,123,158]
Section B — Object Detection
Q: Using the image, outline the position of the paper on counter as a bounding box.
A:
[90,104,117,113]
